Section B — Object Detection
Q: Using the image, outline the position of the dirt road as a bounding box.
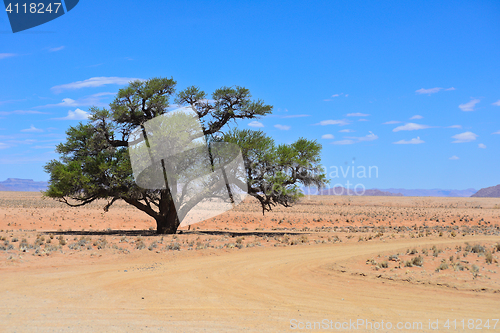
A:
[2,235,499,332]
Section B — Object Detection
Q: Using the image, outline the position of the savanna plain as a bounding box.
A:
[1,191,500,332]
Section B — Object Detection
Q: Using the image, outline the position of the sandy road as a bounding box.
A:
[1,235,499,332]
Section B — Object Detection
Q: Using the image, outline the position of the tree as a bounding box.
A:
[44,77,328,234]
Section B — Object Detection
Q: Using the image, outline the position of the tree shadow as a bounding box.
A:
[184,230,307,237]
[41,229,157,237]
[41,229,308,237]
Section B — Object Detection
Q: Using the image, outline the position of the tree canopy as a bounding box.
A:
[44,77,328,234]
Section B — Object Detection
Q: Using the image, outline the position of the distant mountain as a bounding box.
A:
[302,187,403,196]
[380,188,477,197]
[0,178,48,192]
[302,186,477,197]
[320,187,403,196]
[471,184,500,198]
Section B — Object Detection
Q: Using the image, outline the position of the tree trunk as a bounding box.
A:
[155,195,180,234]
[155,215,178,234]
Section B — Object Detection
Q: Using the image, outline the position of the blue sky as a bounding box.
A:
[1,0,499,190]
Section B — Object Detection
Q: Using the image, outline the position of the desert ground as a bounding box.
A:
[1,191,500,332]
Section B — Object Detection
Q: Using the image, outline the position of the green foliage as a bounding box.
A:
[220,129,327,212]
[44,77,327,233]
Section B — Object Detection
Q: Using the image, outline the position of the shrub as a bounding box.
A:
[58,236,66,246]
[485,251,493,264]
[435,262,448,272]
[411,255,424,267]
[44,244,60,253]
[148,241,158,251]
[297,235,308,243]
[167,242,181,251]
[281,235,290,244]
[68,243,80,250]
[93,237,107,250]
[471,244,485,254]
[77,236,90,247]
[377,261,388,269]
[388,255,398,261]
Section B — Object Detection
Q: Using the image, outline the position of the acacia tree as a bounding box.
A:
[44,77,327,234]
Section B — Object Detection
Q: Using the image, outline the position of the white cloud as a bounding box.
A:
[356,132,378,142]
[50,98,78,107]
[55,108,90,120]
[33,145,55,149]
[39,92,115,108]
[49,46,64,52]
[410,115,423,120]
[416,87,442,95]
[0,98,26,105]
[346,113,369,117]
[449,156,459,160]
[21,125,43,133]
[324,93,347,101]
[0,110,47,116]
[459,99,480,111]
[393,137,425,145]
[445,87,456,91]
[478,143,486,149]
[383,120,401,125]
[0,142,9,149]
[7,139,36,145]
[339,129,354,133]
[315,119,349,126]
[358,118,369,122]
[274,124,291,130]
[248,121,264,127]
[321,134,334,139]
[452,131,478,143]
[51,77,144,93]
[447,125,462,129]
[492,100,500,106]
[331,139,355,145]
[0,53,16,60]
[493,130,500,135]
[281,114,310,118]
[393,123,431,132]
[336,132,378,145]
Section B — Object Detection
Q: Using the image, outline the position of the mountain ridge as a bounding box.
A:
[302,186,477,197]
[0,178,49,192]
[471,184,500,198]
